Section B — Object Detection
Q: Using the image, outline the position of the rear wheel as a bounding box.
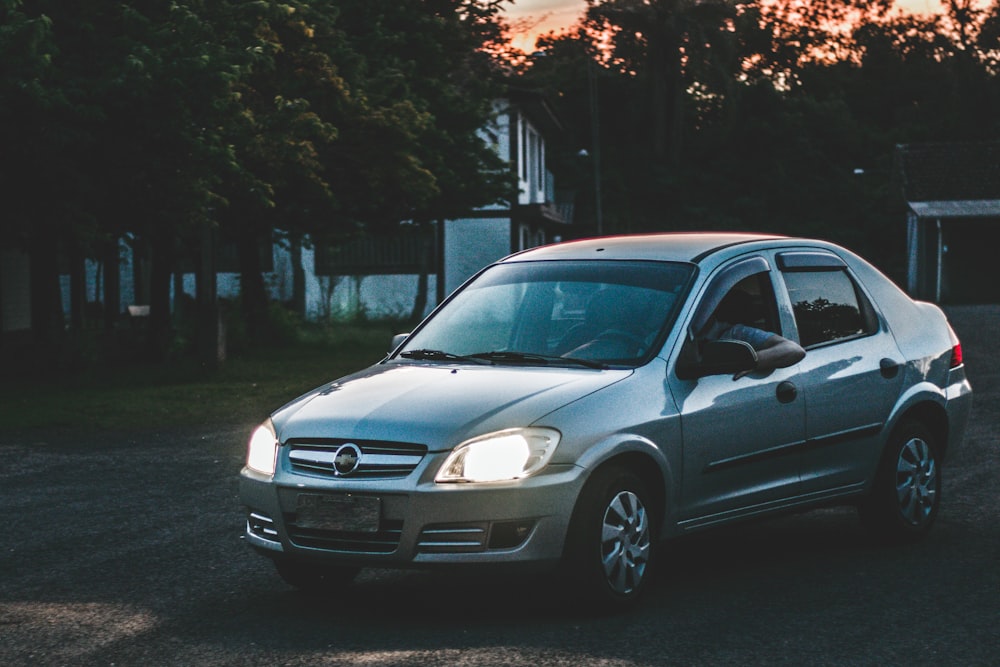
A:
[272,558,360,593]
[859,420,941,542]
[565,465,657,609]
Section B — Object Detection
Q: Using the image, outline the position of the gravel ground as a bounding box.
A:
[1,305,997,667]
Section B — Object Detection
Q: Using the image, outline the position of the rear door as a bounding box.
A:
[775,251,905,495]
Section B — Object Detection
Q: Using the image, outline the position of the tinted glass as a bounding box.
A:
[783,270,873,347]
[401,260,694,366]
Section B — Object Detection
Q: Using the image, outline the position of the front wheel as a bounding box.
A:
[859,420,941,542]
[564,465,657,609]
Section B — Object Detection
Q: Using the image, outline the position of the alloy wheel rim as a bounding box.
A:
[600,490,650,595]
[895,437,938,526]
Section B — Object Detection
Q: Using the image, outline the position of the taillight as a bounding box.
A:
[950,343,963,368]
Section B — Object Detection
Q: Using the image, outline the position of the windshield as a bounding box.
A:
[398,260,694,367]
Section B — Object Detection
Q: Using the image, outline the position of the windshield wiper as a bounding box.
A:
[468,351,607,370]
[399,349,488,364]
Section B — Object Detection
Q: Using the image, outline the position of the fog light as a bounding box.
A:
[488,520,535,549]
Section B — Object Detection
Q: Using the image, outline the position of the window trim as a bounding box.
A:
[689,256,772,336]
[776,251,847,272]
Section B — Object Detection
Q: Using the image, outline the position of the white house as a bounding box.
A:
[308,89,576,319]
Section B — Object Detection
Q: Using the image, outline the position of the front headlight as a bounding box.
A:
[246,419,278,476]
[435,428,561,483]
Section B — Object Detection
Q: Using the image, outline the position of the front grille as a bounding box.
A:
[286,519,403,554]
[286,438,427,479]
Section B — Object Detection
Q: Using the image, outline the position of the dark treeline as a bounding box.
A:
[2,0,999,364]
[522,0,1000,272]
[1,0,511,361]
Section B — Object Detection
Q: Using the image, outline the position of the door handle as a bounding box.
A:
[879,358,900,379]
[776,381,797,404]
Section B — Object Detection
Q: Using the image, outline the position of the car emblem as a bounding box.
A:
[332,443,362,476]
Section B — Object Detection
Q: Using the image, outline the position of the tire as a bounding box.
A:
[272,558,360,593]
[859,420,941,543]
[564,465,657,610]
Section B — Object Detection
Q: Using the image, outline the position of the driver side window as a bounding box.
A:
[710,273,781,338]
[678,268,783,378]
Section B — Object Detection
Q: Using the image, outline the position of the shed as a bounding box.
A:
[895,142,1000,303]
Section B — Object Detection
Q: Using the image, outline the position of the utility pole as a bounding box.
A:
[588,59,604,235]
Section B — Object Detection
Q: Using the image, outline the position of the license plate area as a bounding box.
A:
[294,493,381,532]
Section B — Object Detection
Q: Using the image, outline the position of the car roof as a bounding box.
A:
[502,232,790,264]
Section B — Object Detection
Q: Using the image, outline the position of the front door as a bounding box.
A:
[670,257,806,527]
[673,366,806,526]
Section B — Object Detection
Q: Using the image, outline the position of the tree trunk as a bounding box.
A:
[173,270,186,320]
[147,230,174,360]
[290,234,306,318]
[68,241,86,331]
[409,223,434,325]
[410,270,428,326]
[196,225,221,366]
[236,228,271,343]
[29,227,64,349]
[102,240,120,330]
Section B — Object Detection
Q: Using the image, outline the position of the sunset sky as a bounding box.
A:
[504,0,951,52]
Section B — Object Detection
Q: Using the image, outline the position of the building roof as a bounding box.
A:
[506,87,564,138]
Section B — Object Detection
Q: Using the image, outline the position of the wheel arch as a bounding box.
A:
[569,449,669,542]
[890,400,950,462]
[605,452,666,525]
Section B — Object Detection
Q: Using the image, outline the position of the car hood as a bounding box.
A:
[271,362,631,450]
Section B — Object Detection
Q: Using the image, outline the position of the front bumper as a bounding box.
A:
[239,458,586,569]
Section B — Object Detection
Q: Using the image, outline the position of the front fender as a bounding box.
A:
[570,433,679,537]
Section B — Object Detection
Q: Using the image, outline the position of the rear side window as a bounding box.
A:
[780,263,877,348]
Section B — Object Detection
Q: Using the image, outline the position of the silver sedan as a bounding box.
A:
[240,233,972,609]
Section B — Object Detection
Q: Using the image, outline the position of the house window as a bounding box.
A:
[520,120,528,182]
[537,137,544,192]
[526,128,541,202]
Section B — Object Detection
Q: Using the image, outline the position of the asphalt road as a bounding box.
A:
[2,306,998,666]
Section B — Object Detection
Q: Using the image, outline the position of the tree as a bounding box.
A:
[0,2,63,347]
[301,0,512,325]
[517,0,1000,272]
[214,1,509,337]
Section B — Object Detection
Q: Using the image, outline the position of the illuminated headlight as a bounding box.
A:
[247,419,278,476]
[435,428,561,483]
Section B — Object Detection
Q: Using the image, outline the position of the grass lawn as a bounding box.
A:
[0,325,397,434]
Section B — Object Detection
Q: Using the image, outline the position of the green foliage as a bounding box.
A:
[2,0,512,355]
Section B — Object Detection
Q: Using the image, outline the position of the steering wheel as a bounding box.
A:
[594,329,647,355]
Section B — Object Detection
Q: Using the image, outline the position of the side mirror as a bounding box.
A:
[676,339,757,379]
[389,333,409,355]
